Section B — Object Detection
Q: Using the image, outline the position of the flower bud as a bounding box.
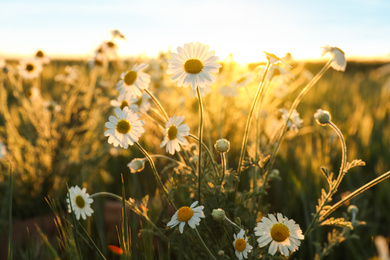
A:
[127,158,146,173]
[212,208,227,222]
[314,109,331,126]
[214,139,230,153]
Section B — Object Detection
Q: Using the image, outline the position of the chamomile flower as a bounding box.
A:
[314,109,331,126]
[102,41,118,58]
[34,50,50,64]
[66,186,94,220]
[167,201,205,233]
[117,64,151,98]
[43,100,61,112]
[321,45,347,72]
[167,42,221,90]
[110,29,126,40]
[128,93,151,114]
[110,94,132,110]
[280,108,303,132]
[233,229,253,260]
[18,59,43,80]
[104,107,145,149]
[26,86,41,101]
[264,51,286,65]
[160,115,190,155]
[233,73,254,88]
[254,213,304,256]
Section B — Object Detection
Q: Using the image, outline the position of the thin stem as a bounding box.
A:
[321,170,390,221]
[135,142,177,210]
[196,87,204,204]
[194,229,216,260]
[149,155,191,169]
[7,167,12,260]
[220,153,227,185]
[328,121,347,193]
[144,89,169,121]
[224,217,242,231]
[303,120,347,236]
[235,62,271,197]
[188,134,219,176]
[263,59,333,186]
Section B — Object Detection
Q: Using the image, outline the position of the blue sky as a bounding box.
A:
[1,0,389,63]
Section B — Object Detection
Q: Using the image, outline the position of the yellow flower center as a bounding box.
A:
[184,59,203,74]
[75,195,85,208]
[95,58,103,67]
[120,101,129,110]
[35,50,44,58]
[167,125,178,141]
[270,223,290,242]
[116,119,131,134]
[26,63,35,72]
[234,238,246,252]
[177,206,194,222]
[107,41,116,48]
[124,71,137,85]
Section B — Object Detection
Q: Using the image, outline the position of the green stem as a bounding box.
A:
[194,229,216,260]
[224,217,242,231]
[196,87,204,204]
[144,89,169,121]
[328,121,347,193]
[7,167,12,260]
[220,153,227,185]
[263,59,333,186]
[135,142,177,210]
[149,155,191,169]
[303,120,347,236]
[188,134,218,176]
[235,62,271,197]
[321,170,390,221]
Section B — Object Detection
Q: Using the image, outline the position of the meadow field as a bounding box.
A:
[1,39,390,260]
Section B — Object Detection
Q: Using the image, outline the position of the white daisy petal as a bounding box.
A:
[67,185,94,220]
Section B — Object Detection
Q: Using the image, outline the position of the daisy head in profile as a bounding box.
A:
[167,42,221,90]
[167,201,205,233]
[104,107,145,149]
[66,185,94,220]
[160,115,190,155]
[128,93,151,114]
[18,59,43,80]
[117,63,151,98]
[110,29,126,40]
[254,213,304,256]
[321,45,346,72]
[233,229,253,259]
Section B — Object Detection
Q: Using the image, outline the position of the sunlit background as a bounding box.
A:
[1,0,390,63]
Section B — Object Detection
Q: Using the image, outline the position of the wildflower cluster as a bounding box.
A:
[2,29,388,260]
